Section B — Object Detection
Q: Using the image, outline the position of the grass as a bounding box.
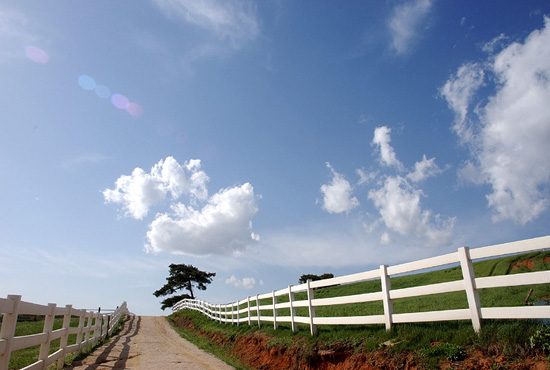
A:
[169,251,550,368]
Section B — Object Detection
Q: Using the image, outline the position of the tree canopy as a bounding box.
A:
[153,263,216,310]
[298,273,334,284]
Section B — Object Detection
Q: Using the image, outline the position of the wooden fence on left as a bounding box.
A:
[0,295,128,370]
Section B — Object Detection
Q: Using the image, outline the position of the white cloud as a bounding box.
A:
[63,153,108,170]
[145,183,260,255]
[439,62,485,143]
[320,126,453,247]
[387,0,432,55]
[407,155,442,183]
[372,126,404,170]
[152,0,259,49]
[103,156,209,219]
[255,226,449,268]
[320,162,360,214]
[380,232,391,245]
[441,17,550,224]
[481,33,508,54]
[225,275,255,289]
[368,176,455,246]
[0,7,40,61]
[356,168,377,185]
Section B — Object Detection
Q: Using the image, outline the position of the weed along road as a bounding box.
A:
[67,315,234,370]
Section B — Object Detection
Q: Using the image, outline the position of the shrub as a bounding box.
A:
[422,343,465,361]
[530,326,550,352]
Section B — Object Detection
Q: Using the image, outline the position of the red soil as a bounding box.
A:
[172,315,550,370]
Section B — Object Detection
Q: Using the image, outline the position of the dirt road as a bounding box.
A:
[67,315,234,370]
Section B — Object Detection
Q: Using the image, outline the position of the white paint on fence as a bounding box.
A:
[173,236,550,336]
[0,296,128,370]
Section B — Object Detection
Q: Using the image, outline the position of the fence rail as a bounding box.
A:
[0,295,128,370]
[173,235,550,336]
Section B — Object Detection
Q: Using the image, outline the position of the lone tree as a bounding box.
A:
[153,263,216,310]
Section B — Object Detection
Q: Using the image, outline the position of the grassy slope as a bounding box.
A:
[169,251,550,367]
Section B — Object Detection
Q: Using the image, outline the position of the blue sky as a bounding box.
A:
[1,1,549,315]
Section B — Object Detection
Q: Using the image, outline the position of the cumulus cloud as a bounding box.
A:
[320,162,360,214]
[368,176,454,246]
[152,0,259,49]
[145,182,260,255]
[387,0,432,55]
[372,126,404,170]
[407,155,442,183]
[320,126,452,247]
[441,17,550,224]
[104,157,260,256]
[103,156,209,219]
[225,275,255,289]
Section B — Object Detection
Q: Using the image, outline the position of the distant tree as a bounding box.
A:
[153,264,216,310]
[298,273,334,284]
[298,274,319,284]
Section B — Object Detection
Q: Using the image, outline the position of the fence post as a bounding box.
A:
[106,314,111,337]
[95,312,102,345]
[97,307,103,340]
[380,265,393,331]
[288,285,297,333]
[256,294,261,328]
[91,312,98,347]
[247,297,251,326]
[0,294,22,370]
[306,280,317,336]
[272,291,278,330]
[224,305,228,324]
[57,304,72,370]
[458,246,482,332]
[39,303,57,368]
[76,311,85,354]
[84,311,93,349]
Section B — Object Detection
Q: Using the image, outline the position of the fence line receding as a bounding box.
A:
[0,296,128,370]
[173,235,550,336]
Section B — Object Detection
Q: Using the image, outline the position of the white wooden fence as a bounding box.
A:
[0,295,128,370]
[173,235,550,336]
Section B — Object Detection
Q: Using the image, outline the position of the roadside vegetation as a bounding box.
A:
[168,251,550,369]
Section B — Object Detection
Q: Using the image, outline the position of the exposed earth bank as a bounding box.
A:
[172,315,550,370]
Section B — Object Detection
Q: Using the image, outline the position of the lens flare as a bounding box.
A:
[78,74,143,117]
[95,85,111,98]
[111,94,129,109]
[25,46,49,64]
[78,75,96,91]
[127,102,144,117]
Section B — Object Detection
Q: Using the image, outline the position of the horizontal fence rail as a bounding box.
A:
[0,295,128,370]
[173,236,550,336]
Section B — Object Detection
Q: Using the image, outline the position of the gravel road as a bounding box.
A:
[67,315,234,370]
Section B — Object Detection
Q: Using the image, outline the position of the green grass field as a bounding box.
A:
[169,250,550,368]
[238,250,550,320]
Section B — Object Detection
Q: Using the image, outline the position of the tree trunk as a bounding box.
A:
[187,280,195,299]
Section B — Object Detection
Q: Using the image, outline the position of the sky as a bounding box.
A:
[1,0,549,316]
